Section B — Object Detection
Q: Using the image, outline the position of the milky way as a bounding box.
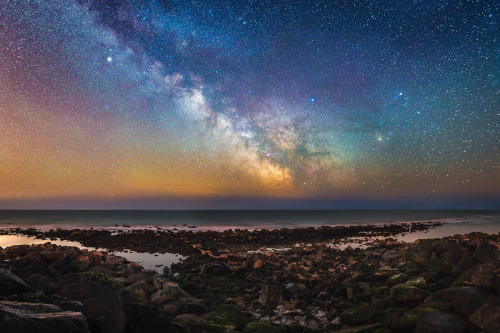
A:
[0,0,498,208]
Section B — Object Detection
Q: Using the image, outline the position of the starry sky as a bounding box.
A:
[0,0,498,209]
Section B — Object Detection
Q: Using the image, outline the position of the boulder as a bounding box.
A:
[451,248,474,276]
[123,302,179,333]
[0,269,30,295]
[452,261,499,289]
[0,300,90,333]
[473,240,500,263]
[415,313,467,333]
[124,281,154,301]
[468,296,500,333]
[386,273,408,286]
[452,287,489,318]
[172,313,200,330]
[62,280,126,333]
[149,289,176,305]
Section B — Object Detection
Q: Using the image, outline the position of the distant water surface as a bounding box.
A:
[0,210,498,232]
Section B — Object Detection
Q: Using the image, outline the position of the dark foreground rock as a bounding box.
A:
[0,229,498,332]
[0,300,90,333]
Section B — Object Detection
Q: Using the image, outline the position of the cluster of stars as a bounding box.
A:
[0,0,497,207]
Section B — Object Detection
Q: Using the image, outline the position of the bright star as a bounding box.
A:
[107,56,112,62]
[310,97,316,103]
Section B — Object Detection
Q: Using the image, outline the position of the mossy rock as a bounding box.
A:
[282,322,304,333]
[373,285,390,297]
[243,322,278,333]
[419,271,438,283]
[387,273,408,286]
[340,306,373,325]
[82,272,122,290]
[161,288,172,295]
[413,307,439,313]
[405,277,427,288]
[394,314,418,326]
[210,304,249,330]
[69,259,90,272]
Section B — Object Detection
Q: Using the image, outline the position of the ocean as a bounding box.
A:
[0,210,498,231]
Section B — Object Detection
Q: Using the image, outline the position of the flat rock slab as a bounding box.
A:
[0,300,90,333]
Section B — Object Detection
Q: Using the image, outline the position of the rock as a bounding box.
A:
[328,323,382,333]
[390,278,428,304]
[451,249,474,276]
[0,300,90,333]
[40,250,66,263]
[124,281,154,301]
[386,273,408,286]
[161,282,190,298]
[451,261,498,289]
[172,313,200,330]
[149,289,176,305]
[468,296,500,333]
[123,302,179,333]
[473,240,500,263]
[124,273,154,285]
[381,250,400,265]
[62,280,126,333]
[340,306,373,325]
[152,275,170,290]
[451,287,489,318]
[244,322,278,333]
[253,259,263,269]
[415,313,467,333]
[0,269,30,295]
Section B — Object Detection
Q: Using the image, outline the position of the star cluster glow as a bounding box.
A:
[0,0,498,208]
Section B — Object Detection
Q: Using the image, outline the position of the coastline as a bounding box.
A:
[1,222,499,332]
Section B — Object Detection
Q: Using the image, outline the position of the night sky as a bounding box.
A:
[0,0,498,209]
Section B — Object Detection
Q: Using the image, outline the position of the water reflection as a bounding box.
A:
[0,234,183,273]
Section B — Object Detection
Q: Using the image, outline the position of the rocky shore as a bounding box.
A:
[0,226,499,332]
[2,221,442,255]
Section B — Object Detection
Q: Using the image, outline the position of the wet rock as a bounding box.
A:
[0,300,90,333]
[61,280,126,333]
[415,312,467,333]
[0,269,30,295]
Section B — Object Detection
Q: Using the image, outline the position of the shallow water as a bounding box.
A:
[0,234,184,273]
[0,210,498,271]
